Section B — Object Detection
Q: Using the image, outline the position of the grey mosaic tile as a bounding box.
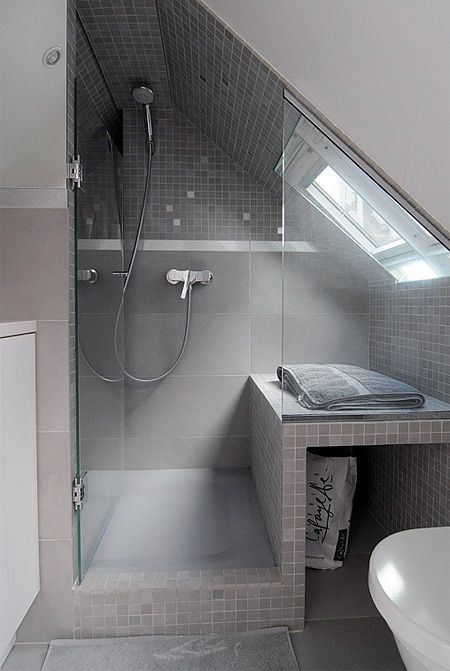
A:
[76,0,172,111]
[123,109,280,240]
[368,276,450,535]
[360,442,450,533]
[76,14,122,150]
[157,0,284,196]
[370,277,450,403]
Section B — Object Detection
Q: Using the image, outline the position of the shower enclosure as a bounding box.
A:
[73,31,280,582]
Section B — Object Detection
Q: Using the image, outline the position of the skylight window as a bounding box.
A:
[311,166,401,249]
[277,112,450,283]
[392,260,438,282]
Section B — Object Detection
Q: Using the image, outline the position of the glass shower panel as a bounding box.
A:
[280,95,450,417]
[75,79,125,581]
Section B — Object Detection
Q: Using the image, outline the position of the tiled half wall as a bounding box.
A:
[72,379,450,637]
[366,276,450,533]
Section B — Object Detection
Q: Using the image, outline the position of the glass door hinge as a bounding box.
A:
[72,471,87,510]
[68,155,83,189]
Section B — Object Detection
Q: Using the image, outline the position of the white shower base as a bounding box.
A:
[89,468,275,572]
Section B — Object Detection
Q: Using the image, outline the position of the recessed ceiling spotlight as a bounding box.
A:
[42,47,62,67]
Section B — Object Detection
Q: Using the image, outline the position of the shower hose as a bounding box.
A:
[80,147,193,383]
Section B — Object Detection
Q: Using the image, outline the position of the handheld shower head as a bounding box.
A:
[132,85,154,105]
[132,85,154,149]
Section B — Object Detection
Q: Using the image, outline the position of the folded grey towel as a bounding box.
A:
[277,364,425,411]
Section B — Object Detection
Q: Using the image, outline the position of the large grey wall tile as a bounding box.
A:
[283,313,369,367]
[80,439,125,471]
[77,250,124,314]
[125,250,250,314]
[36,432,72,540]
[125,313,250,376]
[16,540,74,643]
[36,321,70,433]
[0,209,69,320]
[78,312,124,380]
[126,435,249,469]
[250,252,282,315]
[284,252,369,315]
[250,315,282,374]
[126,376,249,438]
[79,376,124,440]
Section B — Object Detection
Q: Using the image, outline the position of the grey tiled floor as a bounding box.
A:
[306,508,387,622]
[295,508,406,669]
[291,617,405,670]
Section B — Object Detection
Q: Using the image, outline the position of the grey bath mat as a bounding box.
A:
[42,627,299,671]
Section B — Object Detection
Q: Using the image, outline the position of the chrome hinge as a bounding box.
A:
[72,471,87,510]
[68,155,83,189]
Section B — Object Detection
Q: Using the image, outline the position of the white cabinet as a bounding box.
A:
[0,331,39,665]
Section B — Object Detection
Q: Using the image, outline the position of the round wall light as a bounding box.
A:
[42,47,62,67]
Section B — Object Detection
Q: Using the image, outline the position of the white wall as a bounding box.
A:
[0,0,67,189]
[202,0,450,231]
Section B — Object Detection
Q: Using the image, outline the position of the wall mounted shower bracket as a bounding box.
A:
[166,269,213,298]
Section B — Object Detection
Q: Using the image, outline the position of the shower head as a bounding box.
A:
[132,85,155,149]
[132,85,155,105]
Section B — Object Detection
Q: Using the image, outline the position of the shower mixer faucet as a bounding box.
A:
[166,269,213,299]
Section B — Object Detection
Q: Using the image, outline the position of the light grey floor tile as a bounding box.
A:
[306,554,379,621]
[347,508,386,555]
[2,644,48,671]
[291,617,405,670]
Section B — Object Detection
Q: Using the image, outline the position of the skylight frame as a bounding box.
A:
[283,90,450,252]
[282,90,450,281]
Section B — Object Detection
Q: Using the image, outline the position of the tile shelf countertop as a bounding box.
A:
[0,321,37,338]
[251,374,450,423]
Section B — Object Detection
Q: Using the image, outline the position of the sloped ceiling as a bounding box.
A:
[77,0,284,194]
[76,0,172,110]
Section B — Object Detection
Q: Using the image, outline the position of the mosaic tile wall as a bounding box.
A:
[157,0,284,195]
[76,93,123,240]
[370,277,450,403]
[123,108,280,240]
[361,442,450,533]
[76,14,122,149]
[76,0,172,111]
[250,383,283,565]
[73,566,295,638]
[366,276,450,534]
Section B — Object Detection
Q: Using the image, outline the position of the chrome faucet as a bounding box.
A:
[166,269,213,298]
